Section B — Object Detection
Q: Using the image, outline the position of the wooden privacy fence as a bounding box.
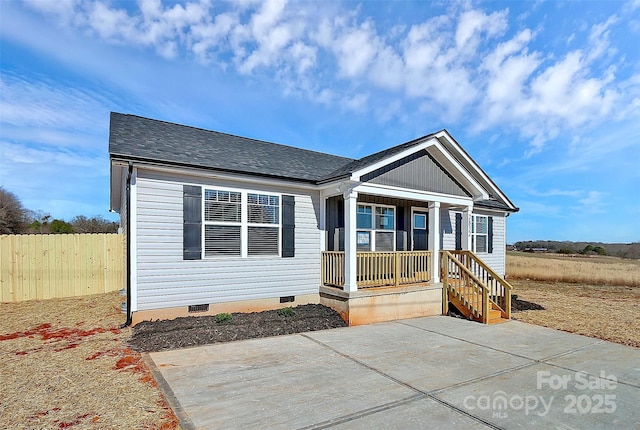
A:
[0,234,124,302]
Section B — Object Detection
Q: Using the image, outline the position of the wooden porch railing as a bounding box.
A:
[321,251,432,288]
[321,251,345,287]
[440,250,512,323]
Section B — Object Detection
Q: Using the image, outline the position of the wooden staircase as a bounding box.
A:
[447,286,509,324]
[441,251,512,325]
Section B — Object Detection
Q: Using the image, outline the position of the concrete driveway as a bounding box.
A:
[146,317,640,429]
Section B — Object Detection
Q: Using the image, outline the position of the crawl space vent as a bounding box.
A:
[188,304,209,313]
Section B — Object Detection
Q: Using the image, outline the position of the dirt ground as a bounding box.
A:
[130,304,347,352]
[510,280,640,348]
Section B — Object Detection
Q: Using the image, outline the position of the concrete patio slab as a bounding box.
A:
[437,361,639,430]
[544,341,640,388]
[304,321,531,392]
[325,396,492,430]
[149,334,418,429]
[400,317,602,361]
[147,316,640,430]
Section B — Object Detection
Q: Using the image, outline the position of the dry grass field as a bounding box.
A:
[506,251,640,287]
[507,253,640,348]
[0,292,180,429]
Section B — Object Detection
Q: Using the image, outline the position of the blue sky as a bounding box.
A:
[1,0,638,243]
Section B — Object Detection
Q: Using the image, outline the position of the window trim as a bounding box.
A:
[203,188,242,257]
[202,186,282,258]
[471,214,488,254]
[356,203,396,252]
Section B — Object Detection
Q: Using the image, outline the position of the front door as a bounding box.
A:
[412,211,428,251]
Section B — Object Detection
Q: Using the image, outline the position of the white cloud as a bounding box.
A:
[455,8,508,52]
[0,74,110,138]
[341,92,369,113]
[22,0,80,23]
[17,0,640,159]
[334,20,379,78]
[586,15,618,62]
[577,190,606,213]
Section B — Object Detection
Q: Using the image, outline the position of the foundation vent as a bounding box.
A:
[280,296,295,303]
[188,304,210,313]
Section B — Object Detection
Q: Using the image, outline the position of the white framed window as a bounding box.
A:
[203,188,280,257]
[247,193,280,256]
[204,189,241,256]
[356,203,395,251]
[471,214,488,253]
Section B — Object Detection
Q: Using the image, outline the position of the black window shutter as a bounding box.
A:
[488,216,494,254]
[183,185,202,260]
[282,195,295,258]
[455,213,462,250]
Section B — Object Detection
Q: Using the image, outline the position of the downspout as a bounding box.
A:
[121,162,134,327]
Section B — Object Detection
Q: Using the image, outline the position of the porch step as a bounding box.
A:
[448,289,508,325]
[487,308,508,325]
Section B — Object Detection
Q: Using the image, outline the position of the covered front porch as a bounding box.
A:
[318,187,473,325]
[314,130,515,326]
[319,249,512,326]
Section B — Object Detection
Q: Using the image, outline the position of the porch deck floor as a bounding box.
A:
[147,316,640,429]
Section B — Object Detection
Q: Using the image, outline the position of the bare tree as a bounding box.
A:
[0,187,28,234]
[27,209,52,233]
[70,215,118,233]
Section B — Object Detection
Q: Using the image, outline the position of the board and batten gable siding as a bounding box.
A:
[134,169,322,311]
[473,209,506,276]
[361,151,470,197]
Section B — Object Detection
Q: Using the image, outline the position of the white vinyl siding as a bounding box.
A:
[440,209,457,251]
[473,210,506,276]
[134,170,321,311]
[441,208,506,276]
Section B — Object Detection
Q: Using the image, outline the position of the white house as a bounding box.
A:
[109,113,518,326]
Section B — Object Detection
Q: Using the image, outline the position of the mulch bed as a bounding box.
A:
[130,304,347,352]
[511,296,546,311]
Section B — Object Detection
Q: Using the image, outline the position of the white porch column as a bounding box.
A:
[462,206,471,250]
[429,201,440,283]
[319,191,326,252]
[343,190,358,292]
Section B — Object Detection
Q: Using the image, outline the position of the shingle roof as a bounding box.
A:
[109,113,354,182]
[109,112,517,212]
[474,199,515,211]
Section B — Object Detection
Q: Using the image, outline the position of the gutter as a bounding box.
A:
[121,162,133,327]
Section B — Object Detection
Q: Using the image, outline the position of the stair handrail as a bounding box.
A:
[441,251,491,323]
[448,250,512,319]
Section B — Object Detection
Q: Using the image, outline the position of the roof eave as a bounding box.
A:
[109,154,321,185]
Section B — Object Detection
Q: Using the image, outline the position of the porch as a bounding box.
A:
[320,250,512,326]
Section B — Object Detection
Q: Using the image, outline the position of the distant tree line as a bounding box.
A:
[513,240,640,260]
[0,187,118,235]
